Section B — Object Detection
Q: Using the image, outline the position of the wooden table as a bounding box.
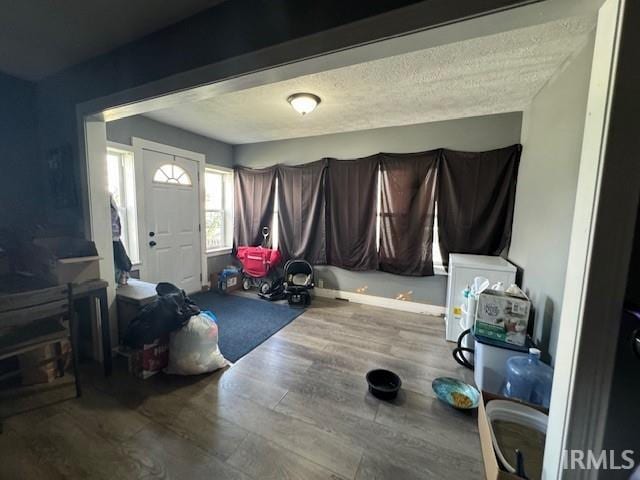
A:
[0,275,112,377]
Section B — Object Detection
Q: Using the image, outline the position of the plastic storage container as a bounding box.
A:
[502,348,553,407]
[473,330,532,394]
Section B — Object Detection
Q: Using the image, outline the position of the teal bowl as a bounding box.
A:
[432,377,480,410]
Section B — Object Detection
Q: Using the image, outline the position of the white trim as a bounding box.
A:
[313,287,446,317]
[131,137,209,291]
[204,166,234,251]
[130,140,147,279]
[82,116,116,356]
[106,140,134,154]
[132,137,207,162]
[206,164,233,174]
[106,142,140,265]
[544,0,635,477]
[433,263,447,276]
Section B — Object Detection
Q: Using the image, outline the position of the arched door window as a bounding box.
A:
[153,164,192,185]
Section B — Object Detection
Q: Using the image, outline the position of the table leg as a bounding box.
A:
[97,290,112,377]
[70,308,82,396]
[68,288,82,398]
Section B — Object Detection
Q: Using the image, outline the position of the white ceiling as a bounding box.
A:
[143,15,595,145]
[0,0,224,81]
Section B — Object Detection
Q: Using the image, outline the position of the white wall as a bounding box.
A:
[106,115,233,167]
[234,113,522,307]
[234,113,522,167]
[509,32,596,364]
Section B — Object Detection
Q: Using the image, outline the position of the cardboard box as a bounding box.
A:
[478,391,548,480]
[475,290,531,346]
[224,272,241,292]
[19,340,71,386]
[126,337,169,379]
[212,270,241,293]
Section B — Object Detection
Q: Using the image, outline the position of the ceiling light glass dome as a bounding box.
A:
[287,93,321,115]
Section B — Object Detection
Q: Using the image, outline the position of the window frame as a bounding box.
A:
[267,164,446,275]
[374,165,446,275]
[204,166,234,255]
[106,144,140,265]
[431,202,446,275]
[152,163,193,185]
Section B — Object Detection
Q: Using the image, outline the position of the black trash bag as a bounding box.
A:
[155,282,184,296]
[123,282,200,348]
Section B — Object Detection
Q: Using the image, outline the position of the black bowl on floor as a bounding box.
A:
[366,369,402,400]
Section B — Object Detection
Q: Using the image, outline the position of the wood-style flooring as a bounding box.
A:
[1,297,482,479]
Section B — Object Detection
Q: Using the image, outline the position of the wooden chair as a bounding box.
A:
[0,284,81,429]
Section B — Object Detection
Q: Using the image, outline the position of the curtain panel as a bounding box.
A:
[437,144,522,267]
[233,166,277,248]
[379,150,439,276]
[276,159,328,264]
[326,156,379,271]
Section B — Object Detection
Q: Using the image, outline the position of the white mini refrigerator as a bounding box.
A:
[445,254,516,342]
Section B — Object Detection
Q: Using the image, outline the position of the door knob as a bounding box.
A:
[149,240,157,247]
[149,231,155,237]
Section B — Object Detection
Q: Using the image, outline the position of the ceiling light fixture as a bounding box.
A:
[287,93,321,115]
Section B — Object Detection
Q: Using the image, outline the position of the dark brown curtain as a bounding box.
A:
[233,166,276,248]
[437,144,522,267]
[379,150,439,276]
[277,159,328,263]
[326,156,379,270]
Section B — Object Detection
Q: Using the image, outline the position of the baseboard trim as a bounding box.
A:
[313,287,446,316]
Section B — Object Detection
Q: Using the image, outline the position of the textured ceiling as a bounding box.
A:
[0,0,224,80]
[143,15,595,145]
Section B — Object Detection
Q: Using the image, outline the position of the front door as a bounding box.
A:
[143,148,201,293]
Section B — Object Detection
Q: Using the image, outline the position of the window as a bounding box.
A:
[107,147,140,264]
[374,165,445,274]
[205,168,233,252]
[153,164,192,185]
[432,203,445,274]
[268,166,446,274]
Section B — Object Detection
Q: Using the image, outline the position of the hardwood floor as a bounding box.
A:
[1,297,482,479]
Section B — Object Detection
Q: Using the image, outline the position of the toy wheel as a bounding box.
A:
[260,280,272,295]
[242,278,251,290]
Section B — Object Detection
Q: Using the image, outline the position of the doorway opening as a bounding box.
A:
[79,0,634,477]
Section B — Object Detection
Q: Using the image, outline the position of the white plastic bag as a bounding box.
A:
[165,312,228,375]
